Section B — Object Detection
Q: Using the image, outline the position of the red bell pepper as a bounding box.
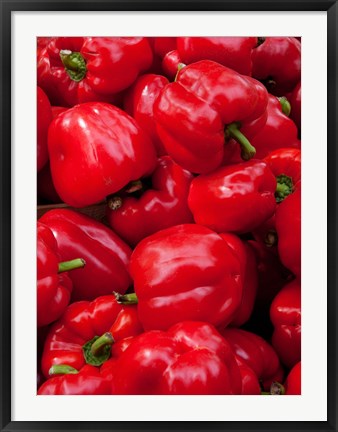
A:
[264,147,301,202]
[110,321,242,395]
[38,364,111,395]
[220,234,258,327]
[37,37,153,107]
[47,102,157,207]
[245,240,291,340]
[220,328,283,391]
[270,279,301,368]
[41,294,143,379]
[37,222,85,327]
[284,361,301,395]
[235,356,261,395]
[39,209,132,301]
[123,74,169,156]
[275,186,301,277]
[249,95,301,159]
[252,37,301,96]
[106,156,194,246]
[188,160,276,234]
[127,224,242,330]
[162,50,184,81]
[176,37,259,76]
[37,87,53,172]
[154,60,268,173]
[149,37,177,58]
[288,82,301,134]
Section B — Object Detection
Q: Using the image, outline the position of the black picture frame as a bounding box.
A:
[1,0,337,430]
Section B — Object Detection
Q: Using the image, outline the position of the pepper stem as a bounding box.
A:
[58,258,86,273]
[82,332,114,366]
[278,96,291,117]
[107,196,123,211]
[275,174,294,203]
[270,382,286,395]
[226,122,256,160]
[59,50,87,82]
[174,62,186,82]
[49,364,79,376]
[114,291,138,305]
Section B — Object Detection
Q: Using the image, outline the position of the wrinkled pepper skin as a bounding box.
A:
[154,60,268,173]
[39,209,132,301]
[130,224,242,331]
[220,234,258,327]
[38,365,111,395]
[275,187,301,277]
[288,82,301,134]
[37,37,153,107]
[284,361,301,395]
[188,160,276,234]
[106,156,194,246]
[252,37,301,96]
[47,102,157,207]
[37,87,53,172]
[177,37,258,76]
[220,328,283,391]
[270,279,301,368]
[110,321,242,395]
[37,222,85,327]
[41,295,143,379]
[123,74,169,156]
[250,95,301,159]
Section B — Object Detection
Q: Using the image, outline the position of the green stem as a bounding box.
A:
[60,50,87,82]
[278,96,291,117]
[226,122,256,161]
[256,37,266,47]
[265,230,278,247]
[174,62,186,82]
[275,174,294,203]
[58,258,86,273]
[49,364,79,376]
[114,291,138,305]
[90,332,114,356]
[82,333,114,366]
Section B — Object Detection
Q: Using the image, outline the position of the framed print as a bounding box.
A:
[1,0,337,430]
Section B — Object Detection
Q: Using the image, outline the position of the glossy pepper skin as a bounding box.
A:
[275,186,301,277]
[41,294,143,379]
[37,222,85,327]
[106,156,194,247]
[37,37,153,107]
[123,74,169,156]
[288,82,301,134]
[39,209,132,301]
[38,365,111,395]
[249,95,301,160]
[129,224,242,331]
[37,87,53,172]
[154,60,268,174]
[220,234,258,327]
[176,37,258,76]
[270,279,301,368]
[47,102,157,207]
[252,37,301,96]
[235,356,261,395]
[284,361,301,395]
[188,160,276,234]
[220,328,283,391]
[110,321,242,395]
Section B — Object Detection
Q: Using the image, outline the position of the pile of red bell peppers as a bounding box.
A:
[37,36,301,396]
